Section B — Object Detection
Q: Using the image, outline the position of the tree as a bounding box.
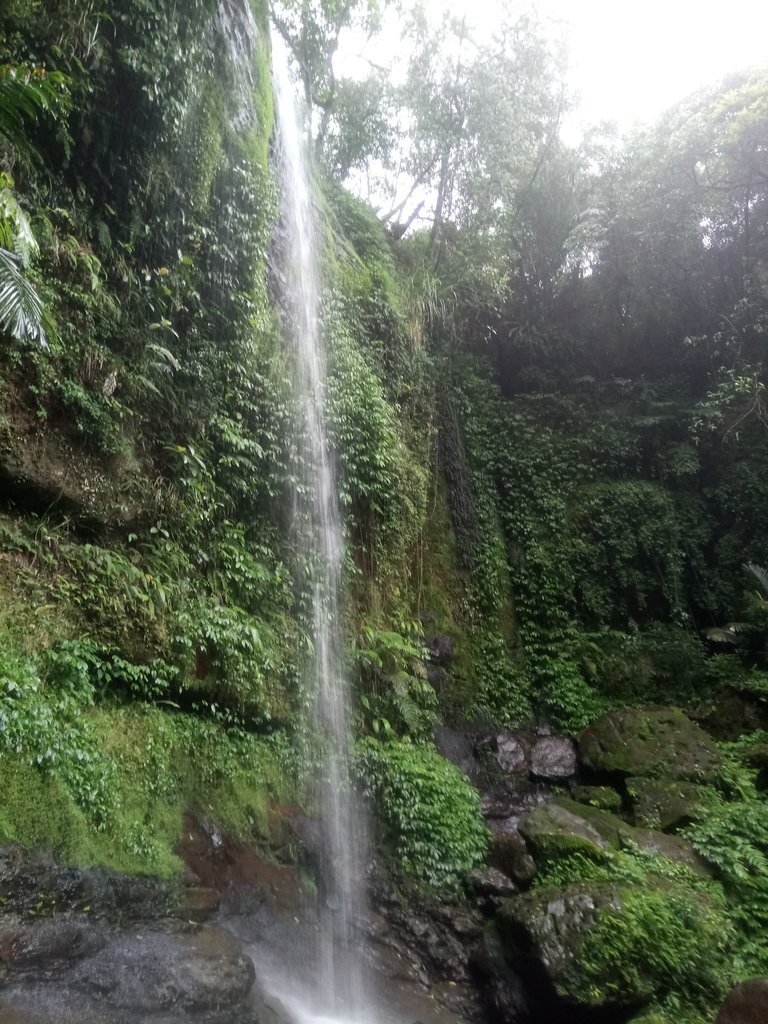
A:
[376,6,568,257]
[525,69,768,381]
[271,0,385,153]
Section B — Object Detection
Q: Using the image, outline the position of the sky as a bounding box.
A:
[338,0,768,138]
[533,0,768,136]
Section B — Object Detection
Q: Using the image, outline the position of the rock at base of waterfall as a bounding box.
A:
[495,734,527,774]
[716,978,768,1024]
[530,736,577,780]
[489,832,537,887]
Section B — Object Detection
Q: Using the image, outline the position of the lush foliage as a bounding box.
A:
[685,740,768,974]
[355,737,488,889]
[561,886,731,1017]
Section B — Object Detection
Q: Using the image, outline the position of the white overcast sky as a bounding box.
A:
[536,0,768,135]
[338,0,768,138]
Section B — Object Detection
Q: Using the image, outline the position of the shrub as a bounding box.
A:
[355,737,488,889]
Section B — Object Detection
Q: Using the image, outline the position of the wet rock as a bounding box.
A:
[569,784,623,813]
[425,633,455,666]
[434,905,483,939]
[518,802,607,860]
[72,924,255,1012]
[472,926,536,1024]
[489,833,537,887]
[176,886,220,922]
[530,737,577,781]
[579,708,721,782]
[627,776,710,831]
[0,844,172,920]
[716,978,768,1024]
[495,734,528,774]
[425,663,448,697]
[433,727,480,782]
[0,917,106,976]
[469,867,518,900]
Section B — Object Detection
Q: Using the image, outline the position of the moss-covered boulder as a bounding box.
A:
[495,882,731,1010]
[579,709,720,782]
[551,798,627,846]
[627,776,711,831]
[570,784,623,813]
[518,802,608,861]
[555,797,712,875]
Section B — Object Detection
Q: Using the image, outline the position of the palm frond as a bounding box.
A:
[705,623,753,644]
[0,247,48,346]
[746,563,768,597]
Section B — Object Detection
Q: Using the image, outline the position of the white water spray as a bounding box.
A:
[270,30,373,1024]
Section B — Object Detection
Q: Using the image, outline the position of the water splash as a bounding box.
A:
[270,30,371,1024]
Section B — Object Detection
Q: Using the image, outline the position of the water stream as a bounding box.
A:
[269,31,372,1024]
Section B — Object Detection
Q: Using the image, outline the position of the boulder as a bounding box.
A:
[716,978,768,1024]
[742,743,768,789]
[628,827,713,875]
[490,832,537,887]
[0,917,106,976]
[551,798,712,876]
[530,737,577,781]
[425,633,455,666]
[469,867,518,900]
[627,776,711,831]
[482,778,549,829]
[495,883,633,1005]
[579,708,720,782]
[569,784,623,813]
[433,727,480,783]
[495,734,527,774]
[494,882,727,1010]
[550,798,626,846]
[72,924,255,1012]
[518,803,607,861]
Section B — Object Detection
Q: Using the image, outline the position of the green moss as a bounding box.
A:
[0,644,297,877]
[0,757,99,864]
[560,885,731,1013]
[571,785,624,813]
[519,802,609,863]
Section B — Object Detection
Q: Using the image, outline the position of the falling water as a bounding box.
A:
[270,31,371,1024]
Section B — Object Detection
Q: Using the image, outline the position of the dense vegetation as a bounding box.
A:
[0,1,767,1022]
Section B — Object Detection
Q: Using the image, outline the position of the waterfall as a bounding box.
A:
[270,31,372,1024]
